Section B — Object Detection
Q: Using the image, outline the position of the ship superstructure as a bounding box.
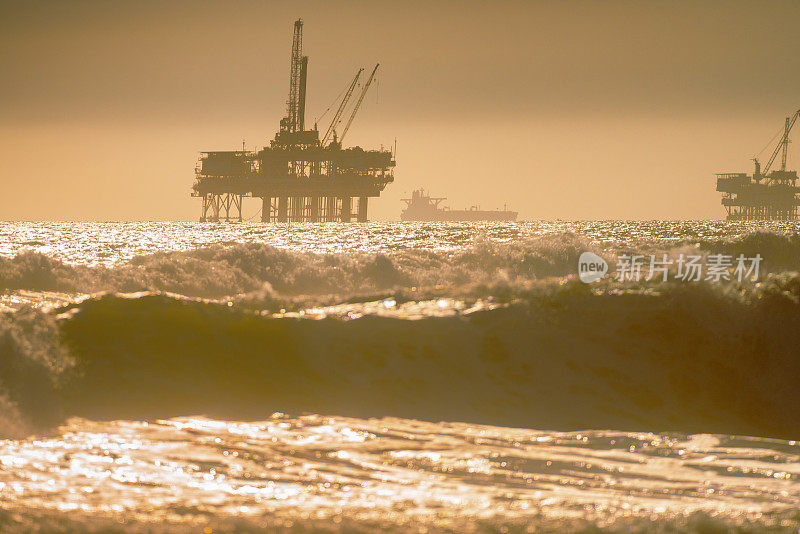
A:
[193,20,394,222]
[400,189,517,221]
[716,109,800,220]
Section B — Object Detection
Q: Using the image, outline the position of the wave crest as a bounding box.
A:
[2,231,798,300]
[1,272,798,438]
[0,233,595,298]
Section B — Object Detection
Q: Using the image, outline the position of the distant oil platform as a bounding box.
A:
[716,109,800,220]
[193,19,395,222]
[401,189,517,222]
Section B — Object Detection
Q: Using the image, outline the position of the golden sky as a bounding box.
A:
[1,0,799,220]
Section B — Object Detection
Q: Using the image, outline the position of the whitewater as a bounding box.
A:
[1,220,799,532]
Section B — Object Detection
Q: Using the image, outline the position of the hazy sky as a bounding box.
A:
[1,0,799,221]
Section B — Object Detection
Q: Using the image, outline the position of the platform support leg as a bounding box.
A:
[340,196,351,222]
[326,197,336,222]
[278,196,288,222]
[233,194,242,222]
[290,196,302,221]
[357,196,368,222]
[211,194,221,222]
[261,197,272,222]
[201,193,215,222]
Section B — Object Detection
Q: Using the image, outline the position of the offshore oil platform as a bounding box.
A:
[716,109,800,220]
[192,19,394,222]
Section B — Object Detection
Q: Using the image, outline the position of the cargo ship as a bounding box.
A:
[400,189,518,221]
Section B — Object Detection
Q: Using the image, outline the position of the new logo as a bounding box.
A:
[578,252,608,283]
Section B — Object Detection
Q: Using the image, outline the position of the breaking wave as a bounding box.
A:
[0,310,70,438]
[2,268,800,440]
[0,233,589,298]
[1,230,799,300]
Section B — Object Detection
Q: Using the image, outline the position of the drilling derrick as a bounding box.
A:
[716,109,800,220]
[286,19,305,134]
[192,19,395,222]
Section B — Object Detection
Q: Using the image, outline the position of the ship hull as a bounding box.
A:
[401,210,518,222]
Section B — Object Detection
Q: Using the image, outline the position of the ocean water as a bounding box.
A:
[1,221,800,532]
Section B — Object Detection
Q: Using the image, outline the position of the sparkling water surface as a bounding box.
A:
[1,220,800,531]
[1,415,798,531]
[1,220,799,266]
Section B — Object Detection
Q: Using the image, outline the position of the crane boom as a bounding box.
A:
[763,109,800,174]
[322,68,363,145]
[340,63,379,143]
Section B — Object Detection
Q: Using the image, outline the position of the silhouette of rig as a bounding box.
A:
[193,19,394,222]
[717,109,800,220]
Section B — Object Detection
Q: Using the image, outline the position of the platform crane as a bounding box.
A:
[340,64,380,144]
[757,109,800,181]
[322,68,363,146]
